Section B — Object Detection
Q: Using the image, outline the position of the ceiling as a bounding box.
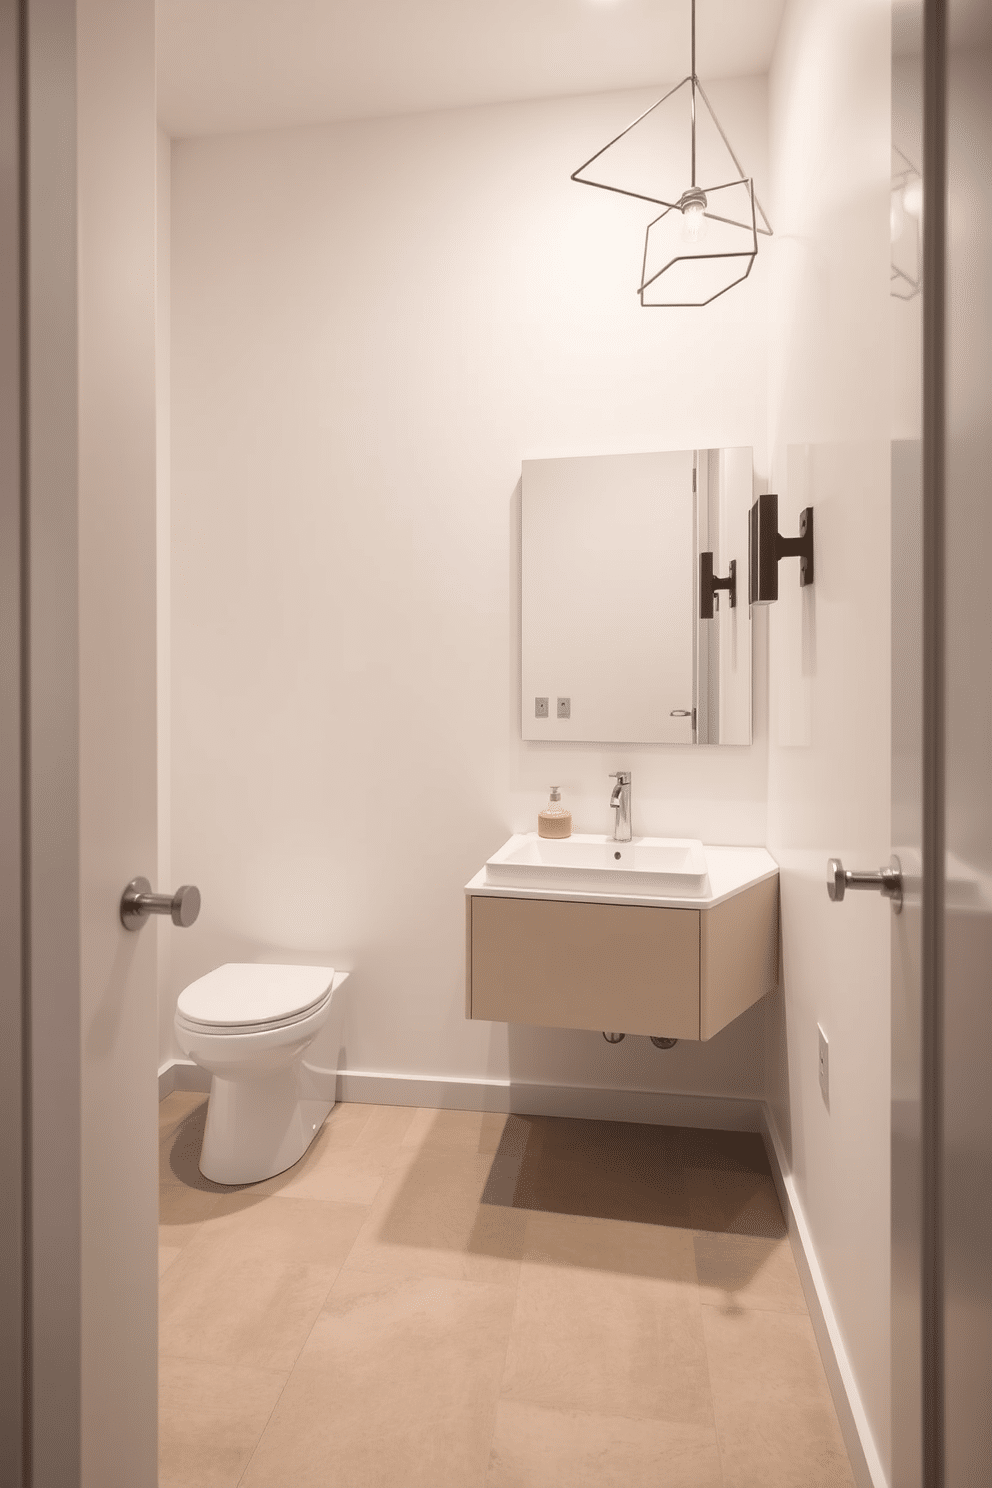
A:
[157,0,788,138]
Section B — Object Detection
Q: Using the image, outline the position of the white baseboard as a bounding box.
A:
[157,1057,763,1129]
[760,1106,888,1488]
[334,1069,764,1131]
[158,1058,211,1101]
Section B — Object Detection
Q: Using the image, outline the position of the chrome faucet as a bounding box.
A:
[609,772,632,842]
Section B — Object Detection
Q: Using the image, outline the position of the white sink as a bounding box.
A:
[484,832,709,897]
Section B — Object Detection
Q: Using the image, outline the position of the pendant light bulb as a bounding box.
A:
[679,188,708,243]
[902,178,923,220]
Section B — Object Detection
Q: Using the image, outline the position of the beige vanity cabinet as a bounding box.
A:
[465,874,779,1041]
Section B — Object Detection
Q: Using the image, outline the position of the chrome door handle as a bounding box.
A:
[120,877,201,931]
[826,857,902,913]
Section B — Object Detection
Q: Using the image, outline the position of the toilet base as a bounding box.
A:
[200,1069,333,1185]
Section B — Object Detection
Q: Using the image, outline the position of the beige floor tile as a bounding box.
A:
[160,1196,367,1372]
[702,1305,856,1487]
[481,1115,729,1231]
[486,1401,723,1488]
[241,1270,516,1488]
[158,1355,287,1488]
[522,1207,698,1282]
[502,1213,710,1425]
[257,1140,402,1206]
[353,1102,418,1147]
[160,1245,338,1373]
[159,1089,207,1139]
[710,1170,787,1239]
[160,1182,224,1250]
[343,1147,527,1285]
[159,1244,183,1278]
[694,1233,807,1314]
[190,1192,369,1268]
[403,1106,510,1154]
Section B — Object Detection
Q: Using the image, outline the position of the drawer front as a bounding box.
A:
[470,895,700,1039]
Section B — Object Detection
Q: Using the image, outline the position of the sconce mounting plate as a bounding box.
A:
[748,492,814,605]
[699,554,737,619]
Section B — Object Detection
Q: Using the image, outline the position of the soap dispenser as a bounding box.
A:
[538,785,572,839]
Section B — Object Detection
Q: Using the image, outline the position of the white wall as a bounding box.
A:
[764,1,892,1482]
[165,79,773,1101]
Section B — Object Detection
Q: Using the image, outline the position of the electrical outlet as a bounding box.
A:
[534,697,549,718]
[557,697,571,719]
[818,1024,830,1109]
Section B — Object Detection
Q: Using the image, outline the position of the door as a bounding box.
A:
[6,2,160,1484]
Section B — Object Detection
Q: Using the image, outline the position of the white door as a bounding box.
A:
[13,2,160,1484]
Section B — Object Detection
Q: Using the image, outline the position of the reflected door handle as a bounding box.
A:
[120,877,201,931]
[670,709,692,717]
[826,857,902,913]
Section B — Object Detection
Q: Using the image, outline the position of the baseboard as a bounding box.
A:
[158,1058,211,1101]
[334,1069,764,1131]
[157,1059,762,1129]
[760,1106,888,1488]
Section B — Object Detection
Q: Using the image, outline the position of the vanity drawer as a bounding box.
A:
[468,894,700,1039]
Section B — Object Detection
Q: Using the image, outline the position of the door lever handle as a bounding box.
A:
[120,877,201,931]
[826,857,902,913]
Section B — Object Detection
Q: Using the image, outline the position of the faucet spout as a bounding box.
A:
[608,772,632,842]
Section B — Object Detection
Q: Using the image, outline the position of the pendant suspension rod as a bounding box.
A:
[690,0,697,187]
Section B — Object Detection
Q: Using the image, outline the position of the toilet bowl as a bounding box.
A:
[175,963,344,1185]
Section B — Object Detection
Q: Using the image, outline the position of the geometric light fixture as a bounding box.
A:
[890,144,922,300]
[571,0,772,307]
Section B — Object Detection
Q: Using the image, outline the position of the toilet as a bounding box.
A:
[175,962,345,1185]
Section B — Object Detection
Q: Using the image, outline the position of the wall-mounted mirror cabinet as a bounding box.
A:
[521,448,752,745]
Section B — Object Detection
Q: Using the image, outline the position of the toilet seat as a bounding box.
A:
[177,963,335,1033]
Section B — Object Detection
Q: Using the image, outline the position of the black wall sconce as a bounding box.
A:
[699,554,736,619]
[748,492,814,604]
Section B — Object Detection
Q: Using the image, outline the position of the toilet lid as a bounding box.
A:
[177,963,336,1028]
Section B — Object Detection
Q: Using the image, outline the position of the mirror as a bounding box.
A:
[521,448,752,745]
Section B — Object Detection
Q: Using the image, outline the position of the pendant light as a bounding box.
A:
[571,0,773,307]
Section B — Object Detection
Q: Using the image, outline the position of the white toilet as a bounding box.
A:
[175,962,346,1185]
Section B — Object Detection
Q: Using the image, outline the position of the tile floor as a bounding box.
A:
[159,1094,856,1488]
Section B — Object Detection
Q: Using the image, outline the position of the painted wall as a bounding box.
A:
[764,1,892,1483]
[165,79,774,1102]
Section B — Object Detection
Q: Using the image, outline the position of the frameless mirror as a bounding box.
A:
[521,448,752,745]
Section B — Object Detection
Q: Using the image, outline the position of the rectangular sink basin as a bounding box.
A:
[484,833,709,897]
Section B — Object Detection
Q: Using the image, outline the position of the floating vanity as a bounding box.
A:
[465,835,779,1041]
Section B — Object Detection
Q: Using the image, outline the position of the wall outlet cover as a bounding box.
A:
[535,697,549,718]
[557,697,571,719]
[818,1024,829,1109]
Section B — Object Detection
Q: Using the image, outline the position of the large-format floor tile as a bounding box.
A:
[241,1270,517,1488]
[160,1181,224,1250]
[343,1148,527,1284]
[160,1246,339,1373]
[351,1102,419,1147]
[159,1355,287,1488]
[486,1401,723,1488]
[160,1197,368,1371]
[708,1170,787,1239]
[159,1244,183,1278]
[403,1105,510,1155]
[694,1233,807,1314]
[186,1192,369,1268]
[479,1116,733,1232]
[501,1212,710,1425]
[702,1304,856,1487]
[257,1140,403,1206]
